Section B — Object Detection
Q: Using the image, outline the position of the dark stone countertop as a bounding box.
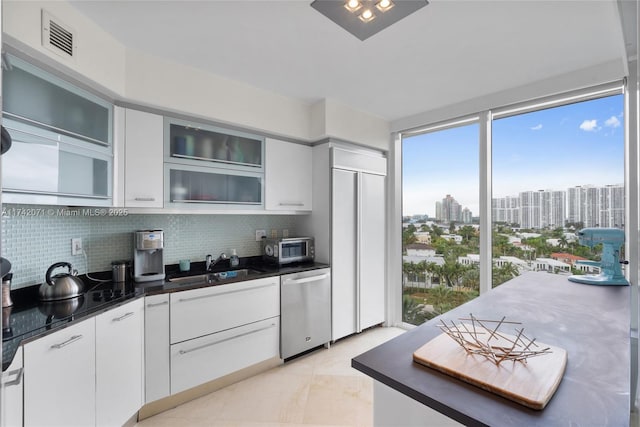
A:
[352,271,631,426]
[3,258,329,371]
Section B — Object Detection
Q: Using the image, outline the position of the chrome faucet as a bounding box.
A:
[206,253,228,271]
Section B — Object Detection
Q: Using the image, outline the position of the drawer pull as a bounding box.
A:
[2,368,23,387]
[178,323,277,355]
[278,202,304,207]
[147,301,169,308]
[51,334,83,349]
[134,197,156,201]
[177,283,276,303]
[283,273,329,285]
[113,312,134,322]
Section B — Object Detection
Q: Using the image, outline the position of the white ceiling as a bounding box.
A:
[69,0,628,122]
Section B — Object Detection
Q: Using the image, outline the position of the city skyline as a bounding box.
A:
[402,94,624,216]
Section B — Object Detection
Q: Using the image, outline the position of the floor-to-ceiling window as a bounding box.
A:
[401,121,480,325]
[492,94,624,286]
[400,86,625,326]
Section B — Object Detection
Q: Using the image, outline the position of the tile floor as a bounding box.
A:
[135,326,406,427]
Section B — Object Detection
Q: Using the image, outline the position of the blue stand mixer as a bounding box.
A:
[568,228,629,286]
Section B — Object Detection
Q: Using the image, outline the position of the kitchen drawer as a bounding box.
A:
[170,317,279,394]
[170,276,279,344]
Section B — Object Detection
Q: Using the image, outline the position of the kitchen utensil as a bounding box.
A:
[0,257,12,278]
[111,260,130,283]
[40,262,85,301]
[2,273,13,308]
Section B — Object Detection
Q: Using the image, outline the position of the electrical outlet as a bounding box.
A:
[71,238,82,255]
[282,229,289,238]
[255,229,266,241]
[270,229,278,238]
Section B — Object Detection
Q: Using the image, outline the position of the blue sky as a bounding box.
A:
[402,94,624,216]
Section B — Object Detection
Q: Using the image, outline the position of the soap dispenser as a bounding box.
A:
[230,249,239,268]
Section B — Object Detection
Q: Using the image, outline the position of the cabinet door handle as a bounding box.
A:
[278,202,304,207]
[113,312,134,322]
[177,283,276,303]
[147,301,169,308]
[2,368,23,387]
[50,334,83,349]
[283,273,329,285]
[178,323,277,355]
[134,197,156,201]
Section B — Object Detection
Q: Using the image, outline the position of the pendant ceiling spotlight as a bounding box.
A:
[311,0,429,41]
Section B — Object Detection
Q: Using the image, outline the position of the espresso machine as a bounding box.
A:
[133,230,165,282]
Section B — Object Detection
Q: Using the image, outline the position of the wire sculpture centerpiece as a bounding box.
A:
[438,314,553,366]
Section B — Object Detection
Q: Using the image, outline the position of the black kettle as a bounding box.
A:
[39,262,84,301]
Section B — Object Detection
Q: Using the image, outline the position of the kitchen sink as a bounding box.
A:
[168,268,264,285]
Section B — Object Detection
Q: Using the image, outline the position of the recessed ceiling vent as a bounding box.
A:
[42,10,76,59]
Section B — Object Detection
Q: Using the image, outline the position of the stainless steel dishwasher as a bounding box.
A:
[280,268,331,359]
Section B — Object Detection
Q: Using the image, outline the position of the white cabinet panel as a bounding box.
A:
[24,318,96,427]
[331,168,358,341]
[96,298,144,427]
[265,138,312,211]
[2,346,23,427]
[170,317,279,394]
[170,277,280,344]
[144,294,171,403]
[124,109,164,207]
[359,172,386,330]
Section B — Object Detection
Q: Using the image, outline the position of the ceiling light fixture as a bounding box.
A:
[344,0,363,12]
[311,0,429,41]
[358,8,376,23]
[376,0,395,12]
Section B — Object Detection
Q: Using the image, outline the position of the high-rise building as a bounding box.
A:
[494,184,623,230]
[436,194,463,223]
[567,184,623,228]
[461,207,473,224]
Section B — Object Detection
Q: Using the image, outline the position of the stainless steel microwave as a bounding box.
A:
[263,237,315,265]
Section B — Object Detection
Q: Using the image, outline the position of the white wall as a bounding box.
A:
[392,59,624,133]
[124,49,312,141]
[3,0,126,96]
[2,0,391,149]
[311,99,390,151]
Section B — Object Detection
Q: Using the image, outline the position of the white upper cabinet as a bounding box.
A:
[265,138,312,211]
[124,109,164,208]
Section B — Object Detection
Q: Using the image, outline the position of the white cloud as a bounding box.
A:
[579,119,598,132]
[605,116,620,128]
[530,124,542,131]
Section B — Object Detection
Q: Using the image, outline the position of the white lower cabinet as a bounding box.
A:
[170,276,280,343]
[169,276,281,395]
[144,294,171,403]
[24,318,96,427]
[170,317,279,394]
[2,346,23,427]
[96,298,144,427]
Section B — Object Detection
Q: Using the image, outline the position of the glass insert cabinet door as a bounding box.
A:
[2,54,112,146]
[165,118,263,169]
[2,118,111,204]
[165,164,263,208]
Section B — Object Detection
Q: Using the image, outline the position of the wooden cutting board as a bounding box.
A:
[413,331,567,410]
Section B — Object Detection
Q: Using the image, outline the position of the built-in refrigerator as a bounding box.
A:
[302,144,387,342]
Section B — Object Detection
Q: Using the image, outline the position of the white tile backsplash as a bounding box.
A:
[1,204,302,289]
